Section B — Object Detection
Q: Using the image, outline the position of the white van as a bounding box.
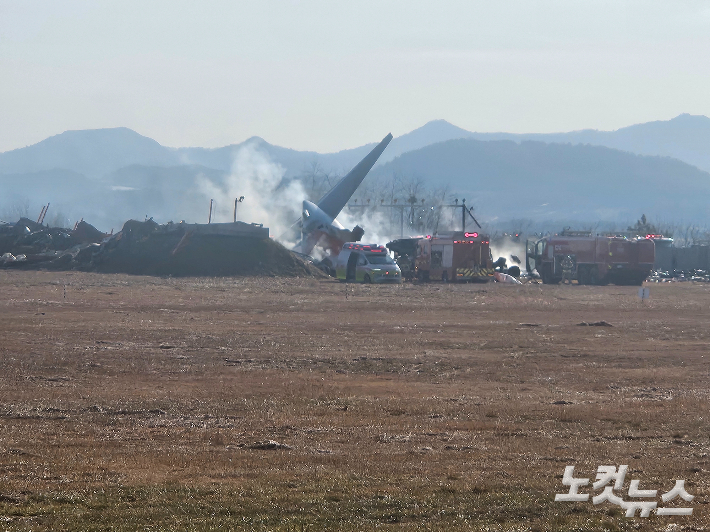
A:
[334,243,402,284]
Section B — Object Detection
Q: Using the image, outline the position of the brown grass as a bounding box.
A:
[1,271,709,530]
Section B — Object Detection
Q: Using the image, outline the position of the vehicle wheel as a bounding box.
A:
[364,274,372,284]
[442,271,448,283]
[588,268,598,286]
[508,266,521,279]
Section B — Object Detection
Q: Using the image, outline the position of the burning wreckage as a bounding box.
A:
[0,133,395,277]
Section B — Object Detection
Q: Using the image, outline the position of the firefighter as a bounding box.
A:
[561,254,574,284]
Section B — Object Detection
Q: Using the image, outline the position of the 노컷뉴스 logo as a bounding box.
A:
[555,465,694,517]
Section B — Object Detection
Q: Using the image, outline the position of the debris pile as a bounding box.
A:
[648,269,710,282]
[0,218,325,278]
[0,218,108,269]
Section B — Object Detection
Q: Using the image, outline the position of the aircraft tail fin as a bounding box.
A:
[316,133,393,219]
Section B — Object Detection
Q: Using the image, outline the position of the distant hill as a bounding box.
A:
[176,137,325,176]
[369,138,710,223]
[0,168,106,227]
[0,128,340,180]
[462,114,710,174]
[314,114,710,172]
[0,128,178,178]
[312,120,474,168]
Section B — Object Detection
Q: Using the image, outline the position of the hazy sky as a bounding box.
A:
[1,0,709,153]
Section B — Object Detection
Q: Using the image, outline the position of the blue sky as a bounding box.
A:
[1,0,709,152]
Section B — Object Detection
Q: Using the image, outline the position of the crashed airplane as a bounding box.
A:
[286,133,393,260]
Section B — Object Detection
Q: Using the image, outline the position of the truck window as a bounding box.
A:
[357,254,367,266]
[536,241,546,258]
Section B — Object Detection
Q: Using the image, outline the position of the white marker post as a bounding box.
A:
[638,287,650,302]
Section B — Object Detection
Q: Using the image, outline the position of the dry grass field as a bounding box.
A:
[1,270,709,531]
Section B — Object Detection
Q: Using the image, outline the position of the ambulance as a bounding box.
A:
[334,243,403,284]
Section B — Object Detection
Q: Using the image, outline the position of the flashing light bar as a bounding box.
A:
[464,232,479,238]
[343,242,387,252]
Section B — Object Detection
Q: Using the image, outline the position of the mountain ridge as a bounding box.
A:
[3,113,710,178]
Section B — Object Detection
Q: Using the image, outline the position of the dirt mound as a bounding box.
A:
[88,220,326,277]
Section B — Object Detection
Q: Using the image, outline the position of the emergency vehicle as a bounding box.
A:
[415,231,494,282]
[334,242,403,284]
[526,231,655,285]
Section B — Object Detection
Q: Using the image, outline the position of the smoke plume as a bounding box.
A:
[196,142,307,245]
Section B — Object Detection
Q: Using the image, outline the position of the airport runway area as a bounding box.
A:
[1,271,709,531]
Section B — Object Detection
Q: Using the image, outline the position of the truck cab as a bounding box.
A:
[334,243,403,284]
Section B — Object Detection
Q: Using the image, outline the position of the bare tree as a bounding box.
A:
[299,161,338,201]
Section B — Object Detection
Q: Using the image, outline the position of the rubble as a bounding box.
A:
[1,252,25,263]
[0,218,326,278]
[648,269,710,283]
[0,218,108,269]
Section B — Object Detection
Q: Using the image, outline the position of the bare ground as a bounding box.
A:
[1,271,709,531]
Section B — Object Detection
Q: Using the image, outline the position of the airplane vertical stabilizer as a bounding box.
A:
[316,133,393,219]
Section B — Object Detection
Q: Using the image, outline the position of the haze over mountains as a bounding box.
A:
[1,115,709,233]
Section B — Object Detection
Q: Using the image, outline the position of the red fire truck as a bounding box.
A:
[526,231,655,285]
[415,231,494,282]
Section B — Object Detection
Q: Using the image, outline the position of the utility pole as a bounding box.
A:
[400,206,404,238]
[443,199,481,232]
[462,199,466,232]
[208,199,214,224]
[233,196,245,222]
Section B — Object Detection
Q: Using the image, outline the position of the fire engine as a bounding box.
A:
[526,231,655,285]
[414,231,494,282]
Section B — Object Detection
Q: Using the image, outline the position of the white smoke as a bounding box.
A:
[337,207,398,248]
[195,144,411,257]
[490,236,525,267]
[196,142,307,245]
